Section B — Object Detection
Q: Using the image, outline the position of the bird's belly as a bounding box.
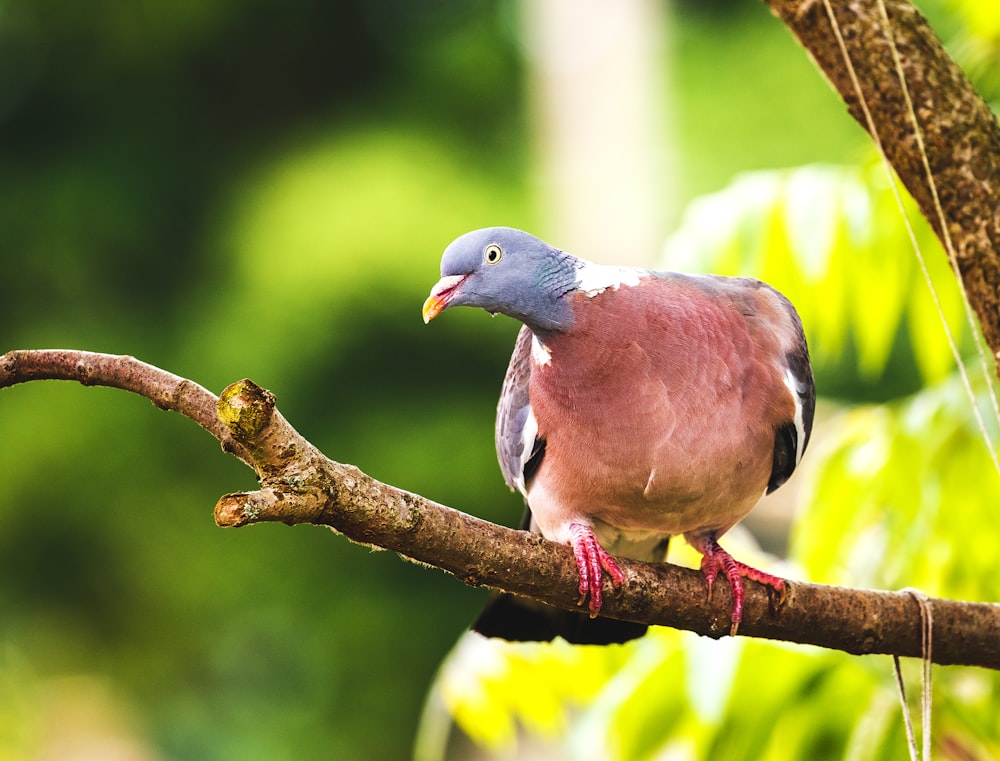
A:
[530,417,772,539]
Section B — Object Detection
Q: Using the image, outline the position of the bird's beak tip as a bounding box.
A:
[422,295,444,324]
[422,274,467,324]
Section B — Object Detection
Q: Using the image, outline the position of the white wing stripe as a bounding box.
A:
[783,367,808,465]
[516,408,539,497]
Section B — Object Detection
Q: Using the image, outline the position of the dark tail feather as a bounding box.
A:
[473,592,648,645]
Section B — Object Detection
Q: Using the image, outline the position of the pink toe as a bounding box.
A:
[569,523,624,614]
[691,534,785,635]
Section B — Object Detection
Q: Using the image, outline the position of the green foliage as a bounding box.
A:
[186,125,531,391]
[434,636,627,752]
[795,378,1000,598]
[0,123,528,761]
[936,0,1000,107]
[0,651,39,761]
[671,3,869,206]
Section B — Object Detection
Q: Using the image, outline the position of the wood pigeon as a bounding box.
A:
[423,227,815,644]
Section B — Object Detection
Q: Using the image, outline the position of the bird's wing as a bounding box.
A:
[495,325,545,497]
[676,272,816,495]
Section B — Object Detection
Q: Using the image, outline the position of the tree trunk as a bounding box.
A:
[766,0,1000,376]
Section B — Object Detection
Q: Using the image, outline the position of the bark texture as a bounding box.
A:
[766,0,1000,372]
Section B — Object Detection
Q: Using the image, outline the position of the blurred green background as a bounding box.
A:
[1,1,999,759]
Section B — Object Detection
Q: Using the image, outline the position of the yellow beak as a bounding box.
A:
[422,294,446,323]
[422,275,467,323]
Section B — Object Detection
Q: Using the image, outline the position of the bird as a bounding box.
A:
[423,227,815,644]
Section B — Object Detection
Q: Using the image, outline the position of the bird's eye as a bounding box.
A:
[484,244,503,265]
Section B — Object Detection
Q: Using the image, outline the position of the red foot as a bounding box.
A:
[692,535,786,636]
[569,523,625,616]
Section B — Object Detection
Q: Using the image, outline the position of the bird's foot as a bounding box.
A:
[693,535,786,637]
[568,522,625,617]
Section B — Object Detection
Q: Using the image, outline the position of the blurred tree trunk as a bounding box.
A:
[767,0,1000,378]
[522,0,675,265]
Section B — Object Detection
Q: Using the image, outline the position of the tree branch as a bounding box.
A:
[766,0,1000,375]
[3,349,998,669]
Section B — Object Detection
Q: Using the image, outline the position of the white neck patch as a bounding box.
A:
[575,260,643,297]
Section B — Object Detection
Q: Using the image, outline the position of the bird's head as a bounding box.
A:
[422,227,577,332]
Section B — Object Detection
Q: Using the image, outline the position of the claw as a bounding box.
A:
[692,534,785,636]
[568,523,624,616]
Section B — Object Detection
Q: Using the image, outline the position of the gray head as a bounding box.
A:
[422,227,579,332]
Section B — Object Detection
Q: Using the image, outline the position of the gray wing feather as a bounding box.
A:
[495,326,541,496]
